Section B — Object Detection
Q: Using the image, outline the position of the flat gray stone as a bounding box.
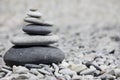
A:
[4,46,65,66]
[23,24,52,35]
[24,17,53,26]
[30,9,38,11]
[27,11,42,18]
[11,35,59,46]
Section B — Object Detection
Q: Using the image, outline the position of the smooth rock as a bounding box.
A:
[12,66,29,74]
[30,69,40,75]
[69,63,87,73]
[29,69,44,78]
[11,35,59,46]
[80,66,96,75]
[59,68,76,76]
[4,46,65,66]
[38,68,51,75]
[27,11,42,18]
[23,24,52,35]
[27,73,40,80]
[25,64,42,69]
[30,9,38,11]
[37,73,45,79]
[24,17,53,26]
[15,74,29,80]
[64,75,71,80]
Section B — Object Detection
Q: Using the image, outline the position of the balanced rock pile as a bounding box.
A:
[4,9,65,67]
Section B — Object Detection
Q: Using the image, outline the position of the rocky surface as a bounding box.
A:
[0,0,120,80]
[0,23,120,80]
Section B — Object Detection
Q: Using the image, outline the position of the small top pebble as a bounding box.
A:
[30,9,38,11]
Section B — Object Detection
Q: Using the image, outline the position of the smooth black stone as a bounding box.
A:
[23,24,53,35]
[25,64,42,69]
[4,46,65,67]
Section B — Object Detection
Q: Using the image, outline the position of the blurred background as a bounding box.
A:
[1,0,120,29]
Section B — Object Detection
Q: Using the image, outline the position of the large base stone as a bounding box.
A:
[4,46,65,66]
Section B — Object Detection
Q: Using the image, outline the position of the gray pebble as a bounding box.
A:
[12,66,29,74]
[38,68,52,76]
[59,68,76,76]
[23,24,52,35]
[25,64,42,69]
[80,66,96,75]
[30,9,38,11]
[24,17,53,26]
[30,69,40,75]
[27,11,42,18]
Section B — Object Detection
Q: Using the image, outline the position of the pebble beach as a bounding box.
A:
[0,0,120,80]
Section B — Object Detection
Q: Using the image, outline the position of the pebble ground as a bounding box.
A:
[0,0,120,80]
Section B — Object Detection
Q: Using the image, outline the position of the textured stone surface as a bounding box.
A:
[11,35,59,46]
[1,0,120,79]
[24,17,53,26]
[23,24,52,35]
[4,46,65,66]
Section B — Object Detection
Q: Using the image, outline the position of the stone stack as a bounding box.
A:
[4,9,65,67]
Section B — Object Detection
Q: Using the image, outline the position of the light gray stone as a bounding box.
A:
[80,66,96,75]
[11,35,59,46]
[30,69,40,76]
[15,74,30,80]
[12,66,29,74]
[27,11,42,18]
[64,75,71,80]
[59,68,76,76]
[24,17,53,26]
[69,63,87,73]
[38,68,52,76]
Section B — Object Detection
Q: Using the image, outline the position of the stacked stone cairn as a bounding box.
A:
[4,9,65,67]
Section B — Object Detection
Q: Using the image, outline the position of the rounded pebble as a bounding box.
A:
[23,24,52,35]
